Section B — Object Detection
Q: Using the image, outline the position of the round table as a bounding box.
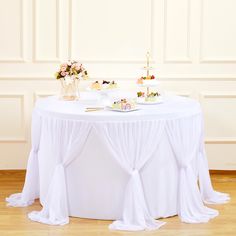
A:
[6,94,229,231]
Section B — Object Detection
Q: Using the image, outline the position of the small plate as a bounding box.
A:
[136,98,163,105]
[106,106,139,112]
[86,87,118,93]
[137,80,160,87]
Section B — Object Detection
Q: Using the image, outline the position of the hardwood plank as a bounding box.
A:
[0,170,235,236]
[210,170,236,175]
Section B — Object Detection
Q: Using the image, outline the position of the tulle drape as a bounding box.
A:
[165,114,225,223]
[6,110,41,207]
[94,120,166,231]
[6,106,230,231]
[28,116,92,225]
[198,115,230,204]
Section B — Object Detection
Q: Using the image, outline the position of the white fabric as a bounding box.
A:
[198,149,230,204]
[28,116,92,225]
[198,117,230,204]
[33,94,202,121]
[166,115,219,223]
[6,94,230,231]
[6,110,41,207]
[94,120,166,230]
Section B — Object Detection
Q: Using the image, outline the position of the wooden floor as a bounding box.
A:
[0,171,235,236]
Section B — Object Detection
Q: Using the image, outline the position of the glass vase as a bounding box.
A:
[60,77,79,101]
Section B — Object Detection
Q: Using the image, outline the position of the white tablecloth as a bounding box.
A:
[6,95,230,231]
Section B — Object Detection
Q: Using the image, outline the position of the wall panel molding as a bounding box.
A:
[2,74,236,81]
[0,77,55,81]
[205,138,236,144]
[33,0,61,62]
[163,0,192,63]
[166,91,192,97]
[34,91,58,103]
[200,92,236,142]
[0,0,25,63]
[200,0,236,63]
[200,93,236,99]
[0,93,27,142]
[69,0,155,63]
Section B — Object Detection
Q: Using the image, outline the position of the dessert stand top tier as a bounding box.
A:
[137,80,160,87]
[137,52,158,87]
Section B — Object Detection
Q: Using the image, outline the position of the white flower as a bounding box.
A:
[65,75,74,85]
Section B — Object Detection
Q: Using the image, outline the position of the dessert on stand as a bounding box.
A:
[90,81,101,90]
[85,98,138,113]
[136,52,163,104]
[137,91,162,104]
[89,80,118,91]
[88,80,118,106]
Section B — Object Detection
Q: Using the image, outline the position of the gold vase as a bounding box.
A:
[60,77,79,101]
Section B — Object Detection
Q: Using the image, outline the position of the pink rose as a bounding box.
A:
[61,71,66,76]
[75,66,80,71]
[60,66,67,72]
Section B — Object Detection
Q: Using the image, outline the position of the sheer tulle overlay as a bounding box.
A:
[6,96,230,231]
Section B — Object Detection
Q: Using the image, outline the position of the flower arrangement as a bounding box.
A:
[55,60,88,84]
[55,61,88,100]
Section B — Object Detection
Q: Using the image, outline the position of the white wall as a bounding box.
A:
[0,0,236,170]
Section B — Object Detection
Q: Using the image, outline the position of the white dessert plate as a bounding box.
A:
[137,101,162,105]
[137,81,160,87]
[136,98,163,105]
[141,66,155,70]
[106,106,140,112]
[86,87,118,92]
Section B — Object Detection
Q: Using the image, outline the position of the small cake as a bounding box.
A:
[137,91,160,103]
[101,80,110,89]
[137,91,145,97]
[136,91,145,102]
[91,81,101,90]
[137,75,157,85]
[90,80,118,90]
[137,77,143,84]
[102,80,110,84]
[145,92,160,102]
[146,75,155,80]
[108,81,118,89]
[112,99,136,111]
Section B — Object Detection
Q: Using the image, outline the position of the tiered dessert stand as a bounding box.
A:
[136,52,162,104]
